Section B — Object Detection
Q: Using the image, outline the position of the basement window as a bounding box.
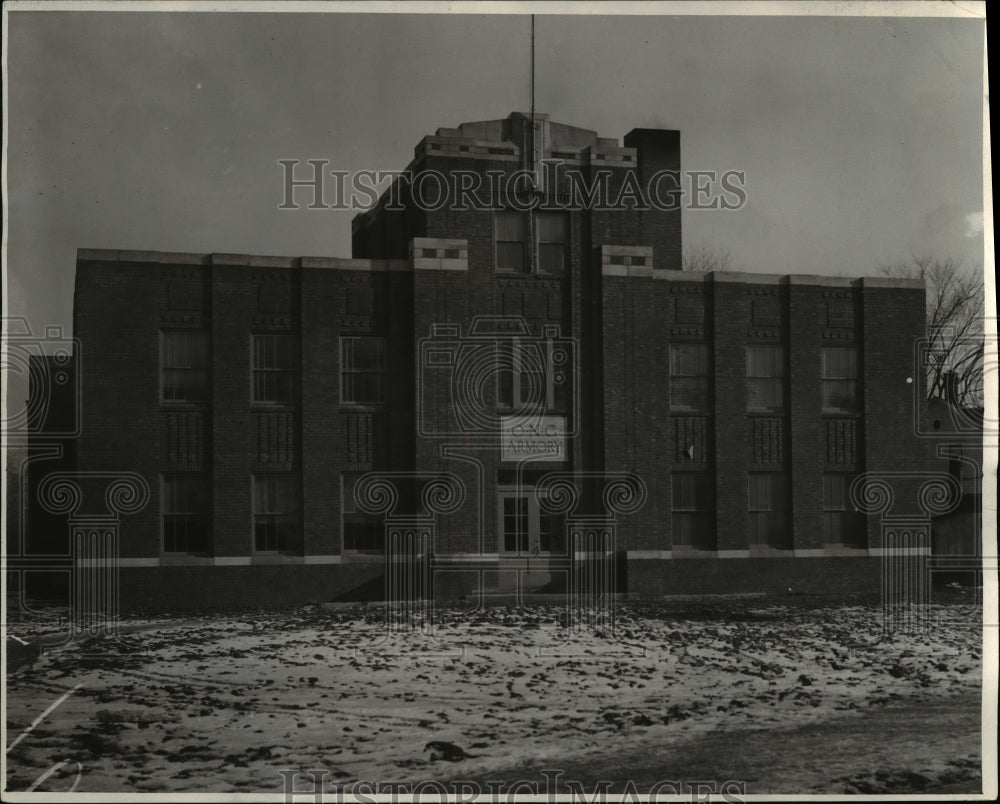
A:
[672,473,714,550]
[748,473,790,549]
[823,474,865,547]
[253,473,302,553]
[342,473,385,553]
[162,474,210,554]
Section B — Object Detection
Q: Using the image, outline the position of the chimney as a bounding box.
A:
[623,128,682,270]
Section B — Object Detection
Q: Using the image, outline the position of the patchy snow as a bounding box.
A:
[4,601,983,794]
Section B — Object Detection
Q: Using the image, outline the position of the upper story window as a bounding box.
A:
[747,344,785,413]
[341,336,386,406]
[252,334,297,404]
[496,211,528,273]
[670,343,710,412]
[536,213,567,274]
[161,331,209,403]
[822,346,858,414]
[495,211,567,275]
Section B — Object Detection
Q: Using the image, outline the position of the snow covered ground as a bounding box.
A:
[4,598,984,795]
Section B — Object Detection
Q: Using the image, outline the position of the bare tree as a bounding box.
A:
[879,256,985,407]
[682,240,733,273]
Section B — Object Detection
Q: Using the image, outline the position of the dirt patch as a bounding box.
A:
[4,602,983,794]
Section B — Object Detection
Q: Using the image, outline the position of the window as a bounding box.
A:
[502,496,530,554]
[161,331,209,403]
[497,490,564,555]
[536,213,567,274]
[747,345,785,412]
[496,211,528,273]
[253,334,296,404]
[341,473,385,552]
[497,340,568,412]
[748,473,790,548]
[341,336,386,405]
[672,473,714,549]
[823,474,865,547]
[162,474,210,553]
[495,211,567,274]
[253,474,301,552]
[822,347,858,413]
[670,343,710,412]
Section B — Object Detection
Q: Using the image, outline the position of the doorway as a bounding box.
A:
[497,489,566,556]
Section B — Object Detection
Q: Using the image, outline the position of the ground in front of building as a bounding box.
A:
[4,596,984,795]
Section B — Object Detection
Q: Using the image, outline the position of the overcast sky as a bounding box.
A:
[4,6,987,336]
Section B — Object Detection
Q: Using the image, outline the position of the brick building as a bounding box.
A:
[37,112,945,609]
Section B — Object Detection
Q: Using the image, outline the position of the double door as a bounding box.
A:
[498,490,565,556]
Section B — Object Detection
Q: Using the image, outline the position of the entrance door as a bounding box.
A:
[498,490,565,555]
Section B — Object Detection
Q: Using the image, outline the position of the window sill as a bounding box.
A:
[341,551,388,563]
[748,548,795,557]
[161,554,213,566]
[822,545,868,555]
[250,553,306,564]
[671,546,718,557]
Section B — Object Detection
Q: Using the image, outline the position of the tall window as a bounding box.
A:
[162,474,210,553]
[536,213,567,274]
[161,331,209,403]
[496,211,528,273]
[670,343,710,412]
[672,473,714,549]
[253,474,301,552]
[747,344,785,412]
[822,347,858,413]
[497,340,568,412]
[748,473,790,548]
[501,496,530,553]
[341,473,384,552]
[341,336,386,405]
[495,211,567,274]
[253,334,296,404]
[823,474,865,547]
